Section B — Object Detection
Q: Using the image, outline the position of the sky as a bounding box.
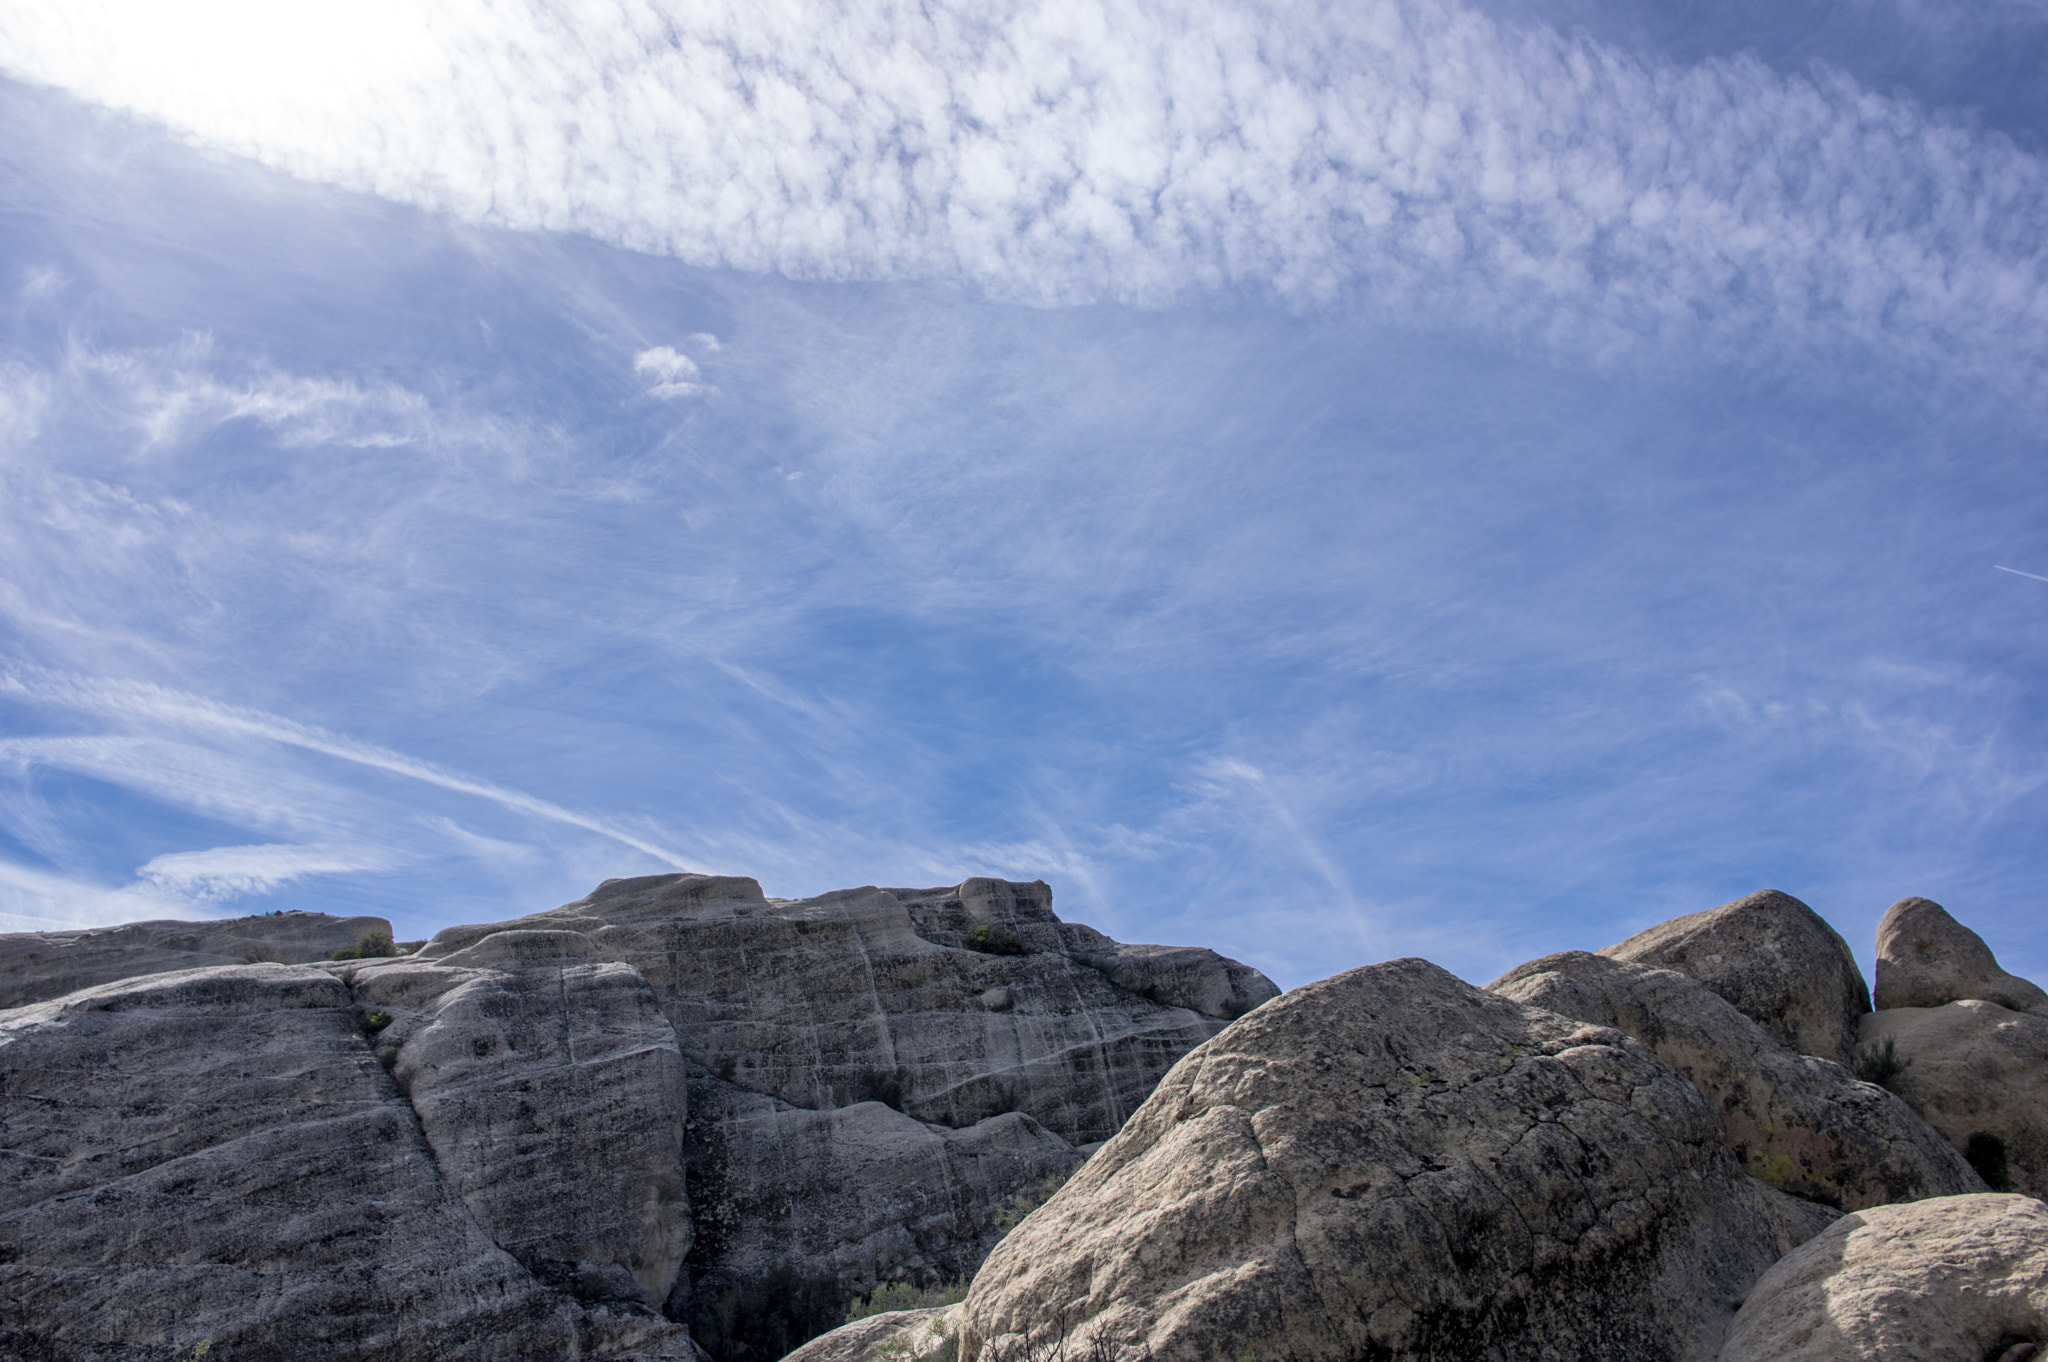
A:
[0,0,2044,993]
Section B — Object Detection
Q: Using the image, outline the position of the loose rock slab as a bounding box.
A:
[1719,1194,2048,1361]
[961,958,1835,1362]
[1602,890,1869,1064]
[1490,951,1981,1210]
[1874,897,2048,1015]
[1860,1001,2048,1201]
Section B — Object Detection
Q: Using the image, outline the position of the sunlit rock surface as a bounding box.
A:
[0,910,392,1009]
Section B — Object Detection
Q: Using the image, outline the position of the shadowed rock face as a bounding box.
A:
[1874,896,2048,1015]
[1720,1194,2048,1362]
[958,958,1836,1362]
[0,964,697,1362]
[1601,889,1869,1064]
[1489,951,1982,1211]
[1860,1001,2048,1202]
[0,911,393,1009]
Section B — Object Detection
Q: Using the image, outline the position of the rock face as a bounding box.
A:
[959,957,1836,1362]
[1719,1194,2048,1361]
[1601,890,1869,1064]
[0,874,1273,1360]
[356,932,693,1307]
[1859,1002,2048,1201]
[1874,896,2048,1015]
[1488,951,1981,1210]
[0,910,392,1009]
[401,873,1277,1312]
[0,964,695,1362]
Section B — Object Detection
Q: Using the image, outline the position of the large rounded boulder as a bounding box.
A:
[1489,951,1981,1210]
[1601,890,1869,1064]
[1874,897,2048,1015]
[1719,1194,2048,1361]
[959,958,1837,1362]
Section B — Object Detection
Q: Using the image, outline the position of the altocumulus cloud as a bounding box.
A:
[3,0,2046,399]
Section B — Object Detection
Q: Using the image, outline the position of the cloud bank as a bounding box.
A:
[3,0,2045,395]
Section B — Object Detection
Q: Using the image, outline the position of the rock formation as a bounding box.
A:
[1601,889,1869,1064]
[957,957,1837,1362]
[0,874,1275,1361]
[0,964,697,1362]
[1488,950,1982,1209]
[1874,896,2048,1015]
[1719,1194,2048,1361]
[1858,1001,2048,1201]
[0,909,393,1009]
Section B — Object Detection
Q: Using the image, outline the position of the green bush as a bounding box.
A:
[845,1278,969,1323]
[690,1265,846,1362]
[361,1011,393,1034]
[965,925,1025,956]
[331,932,398,961]
[1851,1037,1912,1089]
[1965,1131,2013,1192]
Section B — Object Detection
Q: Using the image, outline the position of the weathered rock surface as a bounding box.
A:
[0,910,392,1009]
[960,957,1837,1362]
[353,931,693,1307]
[0,873,1271,1361]
[1719,1194,2048,1361]
[1489,951,1982,1210]
[1874,896,2048,1015]
[406,873,1277,1310]
[0,964,695,1361]
[1859,1001,2048,1201]
[1601,890,1870,1064]
[782,1307,960,1362]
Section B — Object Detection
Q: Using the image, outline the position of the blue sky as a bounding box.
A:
[1,0,2044,992]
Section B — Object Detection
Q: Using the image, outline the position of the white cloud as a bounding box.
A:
[137,841,403,901]
[4,0,2044,396]
[633,344,711,399]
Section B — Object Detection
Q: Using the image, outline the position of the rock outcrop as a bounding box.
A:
[0,964,696,1362]
[958,957,1837,1362]
[1488,951,1982,1210]
[1859,1001,2048,1201]
[1874,896,2048,1015]
[393,874,1276,1311]
[0,874,1275,1360]
[1601,890,1869,1064]
[0,910,392,1009]
[1719,1194,2048,1361]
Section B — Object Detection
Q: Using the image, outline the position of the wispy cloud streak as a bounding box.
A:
[1,668,698,867]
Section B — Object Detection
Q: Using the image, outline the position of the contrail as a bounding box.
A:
[0,667,699,868]
[1994,565,2048,584]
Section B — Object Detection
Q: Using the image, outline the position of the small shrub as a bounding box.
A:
[331,932,398,961]
[1966,1131,2013,1192]
[361,1011,393,1034]
[845,1277,969,1323]
[376,1045,400,1069]
[1851,1037,1912,1088]
[966,925,1025,956]
[981,1319,1146,1362]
